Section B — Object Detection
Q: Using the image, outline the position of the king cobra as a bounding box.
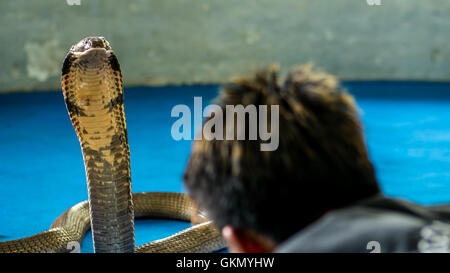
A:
[0,37,225,253]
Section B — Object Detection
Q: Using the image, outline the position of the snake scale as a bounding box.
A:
[0,37,225,253]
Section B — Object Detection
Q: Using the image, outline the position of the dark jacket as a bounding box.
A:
[276,194,450,253]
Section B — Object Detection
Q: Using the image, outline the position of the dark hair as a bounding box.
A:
[183,64,380,243]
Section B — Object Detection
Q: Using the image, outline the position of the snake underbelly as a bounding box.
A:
[62,46,135,252]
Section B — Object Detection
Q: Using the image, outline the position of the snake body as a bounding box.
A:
[0,37,225,253]
[62,36,135,253]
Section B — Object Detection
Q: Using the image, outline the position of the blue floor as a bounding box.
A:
[0,82,449,252]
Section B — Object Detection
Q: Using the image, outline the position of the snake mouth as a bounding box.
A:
[70,36,111,54]
[67,37,115,70]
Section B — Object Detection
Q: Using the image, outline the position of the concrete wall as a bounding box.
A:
[0,0,449,93]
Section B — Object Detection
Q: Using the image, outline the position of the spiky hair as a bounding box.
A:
[184,64,379,243]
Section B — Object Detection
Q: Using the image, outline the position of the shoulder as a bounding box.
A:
[276,195,450,253]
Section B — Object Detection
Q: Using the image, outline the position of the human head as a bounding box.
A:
[183,64,380,252]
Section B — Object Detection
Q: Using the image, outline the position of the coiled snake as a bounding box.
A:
[0,37,225,253]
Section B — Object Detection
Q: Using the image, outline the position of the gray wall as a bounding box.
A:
[0,0,449,93]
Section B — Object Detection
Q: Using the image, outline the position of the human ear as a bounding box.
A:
[221,225,275,253]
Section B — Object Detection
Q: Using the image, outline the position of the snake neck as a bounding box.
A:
[62,48,135,253]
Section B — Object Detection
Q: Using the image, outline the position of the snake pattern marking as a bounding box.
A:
[0,37,225,253]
